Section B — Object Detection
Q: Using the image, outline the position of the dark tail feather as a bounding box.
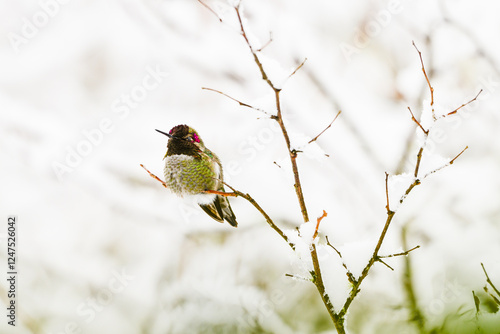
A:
[199,195,238,227]
[222,199,238,227]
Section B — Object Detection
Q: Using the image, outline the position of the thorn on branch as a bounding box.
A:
[308,110,342,144]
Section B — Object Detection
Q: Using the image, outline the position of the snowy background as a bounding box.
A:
[1,0,500,333]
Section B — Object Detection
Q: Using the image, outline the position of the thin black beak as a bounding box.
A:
[155,129,173,138]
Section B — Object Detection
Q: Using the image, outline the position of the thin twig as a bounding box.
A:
[202,87,271,116]
[379,245,421,258]
[235,5,275,89]
[377,258,394,271]
[313,210,327,240]
[449,146,468,165]
[140,164,167,188]
[413,147,424,179]
[481,263,500,298]
[197,0,222,22]
[308,110,342,144]
[222,182,294,249]
[303,65,385,171]
[422,146,468,179]
[385,172,391,213]
[287,58,308,81]
[326,236,356,285]
[407,106,428,134]
[412,41,435,119]
[443,89,483,117]
[285,273,310,281]
[256,32,273,52]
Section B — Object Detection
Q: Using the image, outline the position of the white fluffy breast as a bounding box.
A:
[163,154,220,200]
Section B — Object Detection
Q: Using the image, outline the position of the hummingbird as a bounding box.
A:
[156,124,238,227]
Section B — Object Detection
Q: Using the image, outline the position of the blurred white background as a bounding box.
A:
[1,0,500,333]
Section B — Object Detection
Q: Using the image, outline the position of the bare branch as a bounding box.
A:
[308,110,341,144]
[234,5,309,223]
[231,6,340,327]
